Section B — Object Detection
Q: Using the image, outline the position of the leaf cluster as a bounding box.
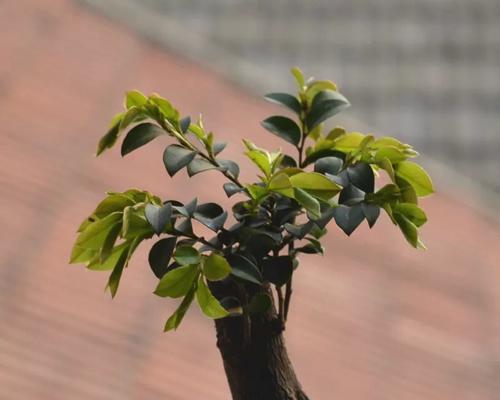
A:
[70,68,434,331]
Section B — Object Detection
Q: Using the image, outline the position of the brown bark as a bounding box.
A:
[214,289,310,400]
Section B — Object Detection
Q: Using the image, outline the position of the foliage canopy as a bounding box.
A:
[70,68,434,331]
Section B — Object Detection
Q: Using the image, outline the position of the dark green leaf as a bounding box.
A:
[218,159,240,178]
[145,203,172,235]
[213,142,227,155]
[264,93,301,114]
[262,256,293,286]
[154,264,199,298]
[261,116,301,146]
[187,158,218,177]
[163,144,197,177]
[314,156,343,175]
[347,162,375,193]
[280,154,297,168]
[339,185,365,206]
[303,149,345,166]
[333,204,365,236]
[223,182,243,197]
[393,212,419,248]
[180,116,191,133]
[175,218,194,236]
[305,91,350,130]
[227,254,262,285]
[361,203,380,228]
[121,123,164,156]
[148,237,177,279]
[194,203,228,231]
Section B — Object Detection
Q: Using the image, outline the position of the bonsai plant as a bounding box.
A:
[70,67,433,400]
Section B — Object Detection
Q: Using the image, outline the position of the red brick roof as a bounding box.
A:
[1,1,499,399]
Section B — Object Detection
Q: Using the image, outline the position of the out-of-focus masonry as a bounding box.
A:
[87,0,500,198]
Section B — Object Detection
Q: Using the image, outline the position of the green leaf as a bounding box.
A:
[122,206,151,239]
[374,146,407,164]
[261,116,301,146]
[100,223,122,263]
[291,66,305,88]
[377,157,396,182]
[88,242,130,271]
[196,278,229,319]
[262,256,293,286]
[203,253,231,281]
[392,203,427,227]
[186,158,218,176]
[149,95,179,122]
[293,187,321,218]
[305,90,350,130]
[395,161,434,197]
[333,132,366,152]
[163,145,197,176]
[268,173,294,197]
[339,184,365,205]
[145,203,172,235]
[289,172,341,200]
[119,106,143,131]
[396,177,418,204]
[149,237,177,279]
[96,116,121,156]
[121,123,164,156]
[125,90,148,108]
[173,246,201,266]
[94,194,135,218]
[227,254,262,285]
[154,264,199,298]
[264,93,301,114]
[245,149,271,177]
[75,212,122,250]
[393,212,419,248]
[164,285,196,332]
[333,205,365,236]
[106,248,129,298]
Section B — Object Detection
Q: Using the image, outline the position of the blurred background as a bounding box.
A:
[1,0,499,399]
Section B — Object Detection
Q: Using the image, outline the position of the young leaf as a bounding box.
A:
[148,237,177,279]
[121,123,164,156]
[203,253,232,281]
[106,248,129,298]
[392,203,427,227]
[125,90,148,108]
[291,66,305,88]
[154,264,199,298]
[164,285,196,332]
[261,116,301,146]
[264,93,301,115]
[395,161,434,197]
[289,172,342,200]
[293,188,321,218]
[75,212,122,250]
[100,223,122,263]
[96,115,122,156]
[393,212,419,248]
[196,278,229,319]
[163,145,197,176]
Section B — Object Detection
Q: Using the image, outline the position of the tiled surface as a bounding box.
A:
[1,1,499,399]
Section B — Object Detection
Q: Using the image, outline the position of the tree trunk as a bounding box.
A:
[214,294,310,400]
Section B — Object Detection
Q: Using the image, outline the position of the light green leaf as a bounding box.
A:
[333,131,366,152]
[395,161,434,197]
[393,212,420,248]
[202,253,232,281]
[268,173,294,197]
[291,66,305,88]
[164,284,196,332]
[289,172,341,200]
[196,278,229,319]
[154,264,199,298]
[75,212,122,250]
[125,90,148,109]
[393,203,427,227]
